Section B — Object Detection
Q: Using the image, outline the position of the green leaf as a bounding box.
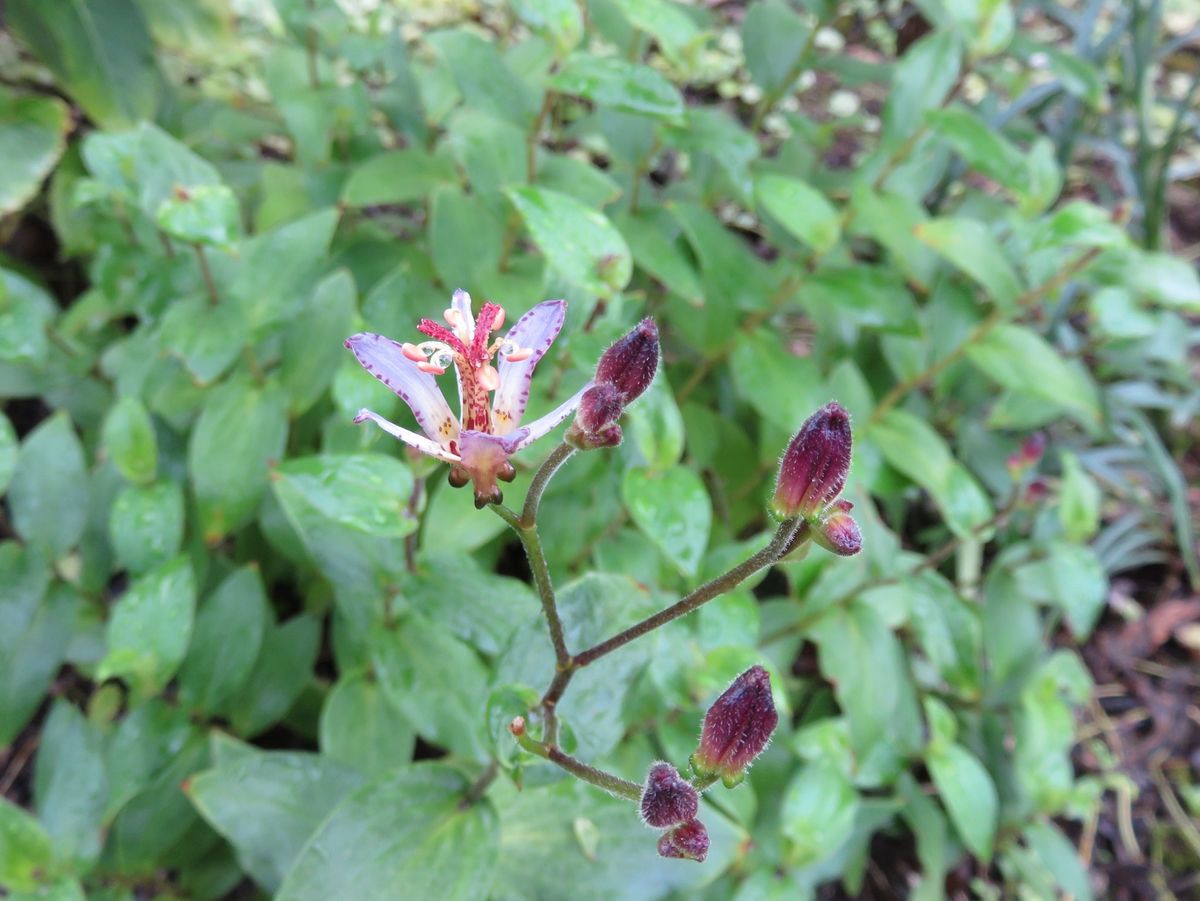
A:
[97,555,196,698]
[1015,541,1107,640]
[276,764,497,901]
[506,185,632,298]
[227,614,321,738]
[0,266,54,363]
[273,454,415,539]
[614,211,703,306]
[512,0,584,56]
[101,396,157,485]
[9,0,161,129]
[730,329,825,434]
[159,295,247,386]
[340,149,458,207]
[926,107,1028,191]
[535,153,623,207]
[33,701,108,869]
[0,796,54,893]
[882,29,962,144]
[430,187,504,289]
[781,760,861,867]
[9,413,89,557]
[0,411,16,495]
[914,218,1022,309]
[155,184,242,248]
[1023,820,1094,901]
[755,173,841,253]
[612,0,702,64]
[108,481,185,575]
[280,270,357,415]
[1058,451,1101,541]
[869,409,994,538]
[319,671,417,778]
[178,567,269,715]
[187,751,364,893]
[188,377,289,543]
[623,376,686,471]
[371,614,489,761]
[965,324,1100,425]
[811,600,923,783]
[427,29,538,126]
[741,0,812,96]
[927,741,998,860]
[0,87,70,216]
[548,53,684,119]
[82,122,221,216]
[621,466,711,577]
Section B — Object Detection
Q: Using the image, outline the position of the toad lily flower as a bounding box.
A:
[345,291,586,508]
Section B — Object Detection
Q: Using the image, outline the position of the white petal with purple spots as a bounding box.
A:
[493,300,566,434]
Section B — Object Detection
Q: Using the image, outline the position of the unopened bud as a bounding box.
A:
[657,819,709,862]
[594,318,659,403]
[772,402,852,520]
[690,665,778,788]
[509,716,526,737]
[566,383,626,450]
[1007,432,1046,477]
[812,505,862,556]
[640,763,699,828]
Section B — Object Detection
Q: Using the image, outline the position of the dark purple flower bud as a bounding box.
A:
[812,507,862,556]
[1020,432,1046,465]
[771,402,852,520]
[576,383,625,433]
[640,762,699,828]
[657,819,709,863]
[690,665,778,788]
[594,318,659,403]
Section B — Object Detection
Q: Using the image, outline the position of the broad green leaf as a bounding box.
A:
[965,324,1099,424]
[926,107,1027,191]
[612,0,701,64]
[230,208,339,332]
[273,454,415,539]
[495,573,659,759]
[927,741,998,860]
[427,29,538,126]
[371,613,489,761]
[1023,820,1094,901]
[97,555,196,698]
[0,796,54,893]
[9,0,161,129]
[277,764,497,901]
[33,701,108,869]
[741,0,811,96]
[614,211,703,306]
[512,0,584,56]
[781,760,861,867]
[227,615,321,738]
[915,218,1022,309]
[280,270,357,415]
[178,567,269,715]
[535,153,623,207]
[0,266,54,363]
[623,376,686,471]
[188,751,364,893]
[340,149,458,207]
[907,571,982,698]
[1126,250,1200,310]
[82,122,220,216]
[9,413,89,557]
[622,466,711,577]
[1014,541,1106,640]
[548,53,684,119]
[155,184,242,248]
[869,409,993,538]
[1058,451,1100,541]
[755,173,841,253]
[189,377,289,543]
[429,186,505,290]
[0,411,16,495]
[506,185,632,298]
[319,671,417,778]
[0,87,70,215]
[159,295,247,386]
[811,600,923,784]
[492,778,744,899]
[803,265,921,335]
[108,481,185,575]
[730,329,824,434]
[101,396,157,485]
[882,29,962,144]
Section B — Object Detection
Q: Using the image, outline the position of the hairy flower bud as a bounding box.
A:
[690,665,778,788]
[812,505,862,556]
[577,383,625,433]
[657,819,709,863]
[594,318,659,403]
[772,402,852,520]
[640,762,699,828]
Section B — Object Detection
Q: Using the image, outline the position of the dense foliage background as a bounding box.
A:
[1,0,1198,897]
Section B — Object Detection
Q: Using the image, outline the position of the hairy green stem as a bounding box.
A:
[514,728,641,801]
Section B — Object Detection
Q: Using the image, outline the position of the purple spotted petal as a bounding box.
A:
[353,409,460,464]
[493,300,566,434]
[512,382,591,451]
[345,333,460,450]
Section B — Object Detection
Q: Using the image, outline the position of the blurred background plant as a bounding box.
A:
[1,0,1198,898]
